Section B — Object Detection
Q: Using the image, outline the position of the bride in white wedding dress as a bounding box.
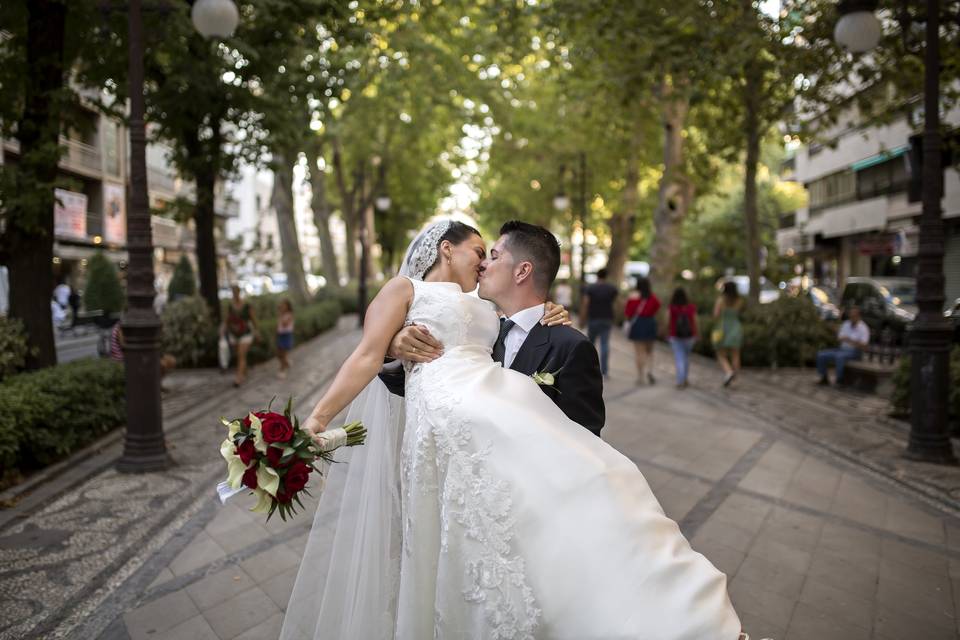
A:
[280,220,741,640]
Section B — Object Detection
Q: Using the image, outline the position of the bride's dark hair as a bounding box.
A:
[423,221,481,276]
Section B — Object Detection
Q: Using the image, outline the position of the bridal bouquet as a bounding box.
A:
[217,398,366,521]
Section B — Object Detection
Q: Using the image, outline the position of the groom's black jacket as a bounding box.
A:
[378,323,605,436]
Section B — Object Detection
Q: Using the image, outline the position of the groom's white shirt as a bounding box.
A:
[502,303,545,369]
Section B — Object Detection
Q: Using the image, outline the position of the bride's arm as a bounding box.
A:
[303,277,413,435]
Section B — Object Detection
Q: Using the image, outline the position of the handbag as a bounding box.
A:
[711,326,724,346]
[218,336,231,370]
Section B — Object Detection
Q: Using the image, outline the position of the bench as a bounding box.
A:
[841,344,902,394]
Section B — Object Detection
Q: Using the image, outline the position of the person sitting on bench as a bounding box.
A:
[816,306,870,386]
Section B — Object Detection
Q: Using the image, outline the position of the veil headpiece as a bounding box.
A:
[399,220,453,281]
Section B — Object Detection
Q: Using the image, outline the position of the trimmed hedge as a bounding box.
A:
[891,346,960,421]
[0,317,31,382]
[161,295,217,368]
[84,251,125,314]
[246,298,341,364]
[0,359,125,477]
[692,296,836,367]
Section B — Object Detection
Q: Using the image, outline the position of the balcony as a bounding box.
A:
[1,136,102,177]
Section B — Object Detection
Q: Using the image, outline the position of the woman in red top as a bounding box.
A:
[624,277,661,384]
[667,287,698,388]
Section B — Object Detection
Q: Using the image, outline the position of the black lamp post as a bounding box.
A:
[116,0,238,473]
[835,0,956,464]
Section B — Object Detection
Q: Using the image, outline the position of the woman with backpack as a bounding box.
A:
[221,284,259,387]
[667,287,698,389]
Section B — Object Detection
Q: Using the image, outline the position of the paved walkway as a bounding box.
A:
[2,325,960,640]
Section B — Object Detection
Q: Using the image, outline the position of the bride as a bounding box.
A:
[280,220,741,640]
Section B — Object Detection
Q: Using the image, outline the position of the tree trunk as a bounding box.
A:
[5,1,68,369]
[649,77,693,292]
[272,156,311,305]
[743,67,762,305]
[606,121,643,285]
[331,138,357,280]
[194,160,220,322]
[307,145,341,288]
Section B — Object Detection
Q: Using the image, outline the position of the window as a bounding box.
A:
[807,170,856,211]
[856,156,909,199]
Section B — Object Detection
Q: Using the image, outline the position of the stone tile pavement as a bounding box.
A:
[3,324,960,640]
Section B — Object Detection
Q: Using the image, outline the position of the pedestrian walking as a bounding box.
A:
[276,298,295,379]
[624,276,661,385]
[713,281,744,387]
[53,278,71,328]
[221,284,258,387]
[579,268,618,377]
[667,287,697,388]
[816,305,870,386]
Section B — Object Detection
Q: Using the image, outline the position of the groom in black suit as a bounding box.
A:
[379,220,605,436]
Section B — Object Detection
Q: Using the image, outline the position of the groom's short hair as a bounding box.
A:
[499,220,561,295]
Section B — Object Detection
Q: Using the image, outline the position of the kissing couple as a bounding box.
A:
[280,219,741,640]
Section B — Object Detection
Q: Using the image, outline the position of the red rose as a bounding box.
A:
[242,467,258,490]
[259,412,294,444]
[266,446,287,468]
[236,439,257,465]
[283,461,312,494]
[276,487,293,503]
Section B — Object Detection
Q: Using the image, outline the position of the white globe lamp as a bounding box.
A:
[191,0,240,39]
[834,5,881,53]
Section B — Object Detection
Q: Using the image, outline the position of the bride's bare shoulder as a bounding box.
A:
[376,276,415,302]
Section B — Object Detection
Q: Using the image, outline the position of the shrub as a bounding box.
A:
[0,317,31,382]
[83,252,124,314]
[318,282,384,315]
[691,297,835,367]
[168,255,197,301]
[247,299,341,364]
[890,346,960,421]
[161,295,217,367]
[0,359,125,474]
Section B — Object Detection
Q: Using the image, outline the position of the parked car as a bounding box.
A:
[714,275,780,304]
[945,297,960,343]
[840,277,917,344]
[805,285,841,321]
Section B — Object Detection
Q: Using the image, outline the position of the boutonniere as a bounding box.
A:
[532,367,563,392]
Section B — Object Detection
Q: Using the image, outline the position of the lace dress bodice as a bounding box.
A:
[403,278,500,356]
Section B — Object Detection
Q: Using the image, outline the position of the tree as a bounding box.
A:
[0,0,101,368]
[83,252,124,314]
[168,254,196,300]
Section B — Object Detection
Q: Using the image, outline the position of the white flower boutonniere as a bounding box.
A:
[532,371,555,386]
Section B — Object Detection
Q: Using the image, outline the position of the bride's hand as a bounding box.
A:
[542,301,572,327]
[303,415,326,439]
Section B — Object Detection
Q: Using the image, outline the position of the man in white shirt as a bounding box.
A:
[816,306,871,385]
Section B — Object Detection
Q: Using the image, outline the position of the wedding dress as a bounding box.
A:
[281,271,741,640]
[280,280,740,640]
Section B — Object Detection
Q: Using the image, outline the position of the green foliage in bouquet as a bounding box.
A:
[83,252,124,314]
[168,255,197,300]
[0,317,33,382]
[161,295,217,367]
[0,360,125,478]
[219,397,366,522]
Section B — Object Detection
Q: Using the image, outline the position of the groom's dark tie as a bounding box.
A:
[492,318,516,365]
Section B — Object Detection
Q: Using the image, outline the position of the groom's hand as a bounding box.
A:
[388,324,444,363]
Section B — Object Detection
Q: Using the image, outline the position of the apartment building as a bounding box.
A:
[0,85,239,299]
[777,99,960,306]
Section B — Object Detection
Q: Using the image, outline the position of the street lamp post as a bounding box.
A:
[117,0,238,473]
[835,0,956,464]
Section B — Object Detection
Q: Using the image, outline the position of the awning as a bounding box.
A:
[851,145,909,172]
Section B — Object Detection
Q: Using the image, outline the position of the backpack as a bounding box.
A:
[675,311,693,338]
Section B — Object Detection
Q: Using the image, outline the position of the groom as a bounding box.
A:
[379,220,605,436]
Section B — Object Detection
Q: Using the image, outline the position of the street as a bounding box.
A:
[1,324,959,640]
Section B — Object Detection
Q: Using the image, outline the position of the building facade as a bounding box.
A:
[0,84,238,306]
[777,100,960,306]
